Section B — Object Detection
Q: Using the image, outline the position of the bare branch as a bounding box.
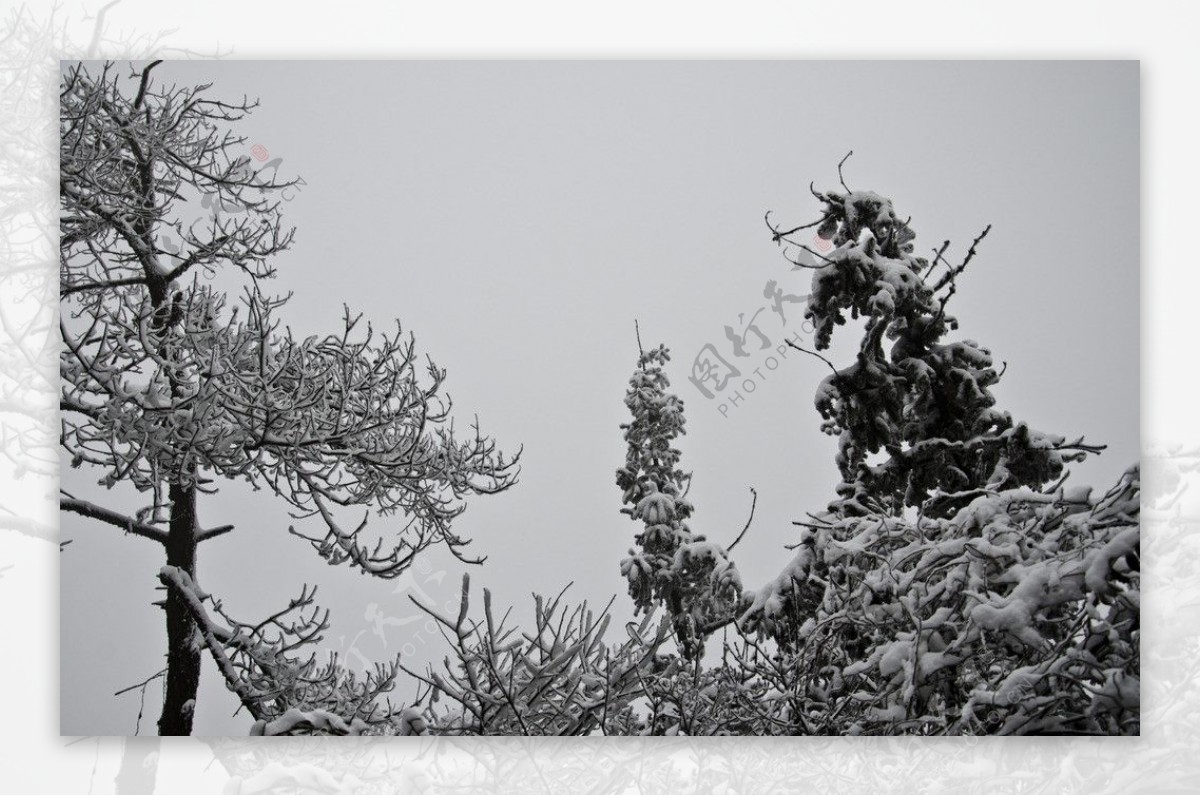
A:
[785,338,839,378]
[837,149,854,191]
[726,487,758,553]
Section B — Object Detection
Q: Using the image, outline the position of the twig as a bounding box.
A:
[783,245,830,269]
[764,210,828,242]
[786,339,839,378]
[727,487,758,552]
[114,668,166,697]
[196,524,234,542]
[922,240,951,280]
[837,150,854,192]
[115,668,165,736]
[931,224,992,293]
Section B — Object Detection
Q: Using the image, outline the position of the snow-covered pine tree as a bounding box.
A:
[784,189,1101,519]
[736,182,1139,734]
[616,343,741,659]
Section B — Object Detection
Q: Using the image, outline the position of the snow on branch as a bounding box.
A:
[733,464,1139,733]
[60,61,296,305]
[60,62,519,576]
[62,281,520,576]
[60,492,169,544]
[158,566,420,735]
[59,59,521,736]
[700,180,1144,736]
[615,344,745,658]
[767,187,1102,518]
[403,574,671,735]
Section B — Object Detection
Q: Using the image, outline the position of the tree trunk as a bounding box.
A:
[158,482,200,735]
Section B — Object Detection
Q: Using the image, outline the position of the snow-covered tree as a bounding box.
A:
[616,343,742,659]
[733,181,1141,734]
[386,176,1137,738]
[158,566,417,736]
[59,61,519,735]
[769,188,1101,520]
[402,574,670,735]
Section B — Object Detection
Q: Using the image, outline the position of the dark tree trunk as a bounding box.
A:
[158,481,200,736]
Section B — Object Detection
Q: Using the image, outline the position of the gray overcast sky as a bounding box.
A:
[61,61,1138,735]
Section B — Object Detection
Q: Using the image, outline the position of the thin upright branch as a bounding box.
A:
[837,150,854,191]
[726,487,758,553]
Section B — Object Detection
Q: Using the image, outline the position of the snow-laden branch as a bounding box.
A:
[158,565,423,735]
[60,493,168,544]
[61,279,520,576]
[615,344,746,659]
[404,573,671,735]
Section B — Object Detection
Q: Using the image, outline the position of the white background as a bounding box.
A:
[1,0,1196,792]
